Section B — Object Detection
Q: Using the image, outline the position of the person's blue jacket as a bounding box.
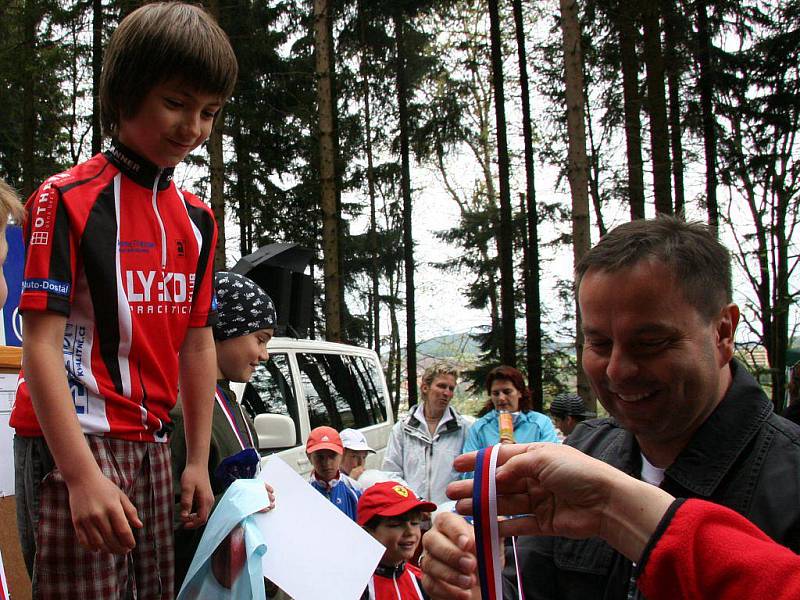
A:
[309,472,361,521]
[461,409,559,478]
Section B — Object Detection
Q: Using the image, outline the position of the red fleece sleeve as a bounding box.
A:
[638,499,800,600]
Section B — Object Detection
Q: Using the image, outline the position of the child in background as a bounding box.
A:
[306,426,361,520]
[339,427,375,482]
[10,3,237,597]
[171,271,277,589]
[357,481,436,599]
[0,181,24,306]
[0,181,24,597]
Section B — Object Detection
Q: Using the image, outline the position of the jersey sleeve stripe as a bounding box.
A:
[47,193,73,313]
[20,185,73,315]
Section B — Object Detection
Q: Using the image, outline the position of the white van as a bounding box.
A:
[230,337,394,478]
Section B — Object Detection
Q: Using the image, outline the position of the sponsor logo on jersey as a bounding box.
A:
[176,240,185,256]
[108,145,141,173]
[31,188,54,236]
[118,239,156,254]
[30,231,49,245]
[68,375,89,414]
[64,323,88,379]
[22,278,71,297]
[125,270,195,314]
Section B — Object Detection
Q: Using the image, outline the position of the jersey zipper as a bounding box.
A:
[151,171,167,270]
[392,571,401,600]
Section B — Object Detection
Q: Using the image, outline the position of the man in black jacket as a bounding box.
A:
[419,216,800,600]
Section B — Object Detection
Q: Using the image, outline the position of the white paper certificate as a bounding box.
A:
[256,456,385,600]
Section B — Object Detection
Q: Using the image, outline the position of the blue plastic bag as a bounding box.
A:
[178,479,270,600]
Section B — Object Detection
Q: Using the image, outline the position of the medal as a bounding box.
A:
[473,444,503,600]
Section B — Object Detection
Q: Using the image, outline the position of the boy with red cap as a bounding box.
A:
[357,481,436,599]
[306,426,361,520]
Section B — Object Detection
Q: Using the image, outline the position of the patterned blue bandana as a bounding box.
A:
[213,271,277,340]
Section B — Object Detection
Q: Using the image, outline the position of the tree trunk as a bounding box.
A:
[615,1,646,220]
[206,0,226,271]
[91,0,103,155]
[559,0,593,408]
[641,1,673,214]
[771,201,790,411]
[21,0,39,196]
[488,0,517,367]
[585,96,608,237]
[209,111,226,271]
[393,11,417,406]
[696,0,718,232]
[387,263,402,415]
[359,0,380,355]
[232,113,252,257]
[662,0,685,216]
[314,0,342,342]
[512,0,543,409]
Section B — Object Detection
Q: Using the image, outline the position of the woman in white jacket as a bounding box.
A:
[382,363,470,505]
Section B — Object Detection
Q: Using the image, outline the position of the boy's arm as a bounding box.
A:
[22,311,142,554]
[177,325,216,529]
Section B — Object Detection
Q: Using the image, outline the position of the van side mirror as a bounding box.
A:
[253,414,296,450]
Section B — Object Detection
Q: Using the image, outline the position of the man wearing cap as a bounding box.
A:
[358,481,435,599]
[549,393,596,437]
[306,426,362,521]
[340,428,376,481]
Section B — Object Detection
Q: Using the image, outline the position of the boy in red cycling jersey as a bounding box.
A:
[11,3,237,597]
[357,481,436,600]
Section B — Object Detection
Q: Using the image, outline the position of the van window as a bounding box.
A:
[241,353,302,446]
[352,355,388,423]
[297,352,387,430]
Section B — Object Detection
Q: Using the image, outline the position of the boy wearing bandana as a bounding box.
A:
[170,271,277,588]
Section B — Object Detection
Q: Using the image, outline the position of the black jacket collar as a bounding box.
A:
[374,561,407,578]
[104,140,174,191]
[597,360,773,498]
[663,359,772,496]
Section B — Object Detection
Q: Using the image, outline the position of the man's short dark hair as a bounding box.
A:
[100,2,238,137]
[576,216,732,321]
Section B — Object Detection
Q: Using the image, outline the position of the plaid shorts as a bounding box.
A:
[14,435,174,599]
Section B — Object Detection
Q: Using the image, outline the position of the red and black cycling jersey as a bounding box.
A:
[362,562,429,600]
[11,140,218,442]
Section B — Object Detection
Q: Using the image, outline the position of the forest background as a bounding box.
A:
[0,0,798,417]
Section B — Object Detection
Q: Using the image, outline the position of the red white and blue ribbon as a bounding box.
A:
[0,548,9,600]
[215,385,255,450]
[473,444,524,600]
[473,444,503,600]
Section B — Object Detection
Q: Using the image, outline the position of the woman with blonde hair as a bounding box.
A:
[382,363,470,504]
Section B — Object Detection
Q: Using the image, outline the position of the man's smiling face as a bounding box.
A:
[579,259,736,456]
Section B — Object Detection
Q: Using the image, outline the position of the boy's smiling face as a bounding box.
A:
[370,510,423,566]
[117,79,222,168]
[216,328,273,383]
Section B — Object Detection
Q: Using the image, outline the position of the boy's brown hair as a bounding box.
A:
[100,2,238,137]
